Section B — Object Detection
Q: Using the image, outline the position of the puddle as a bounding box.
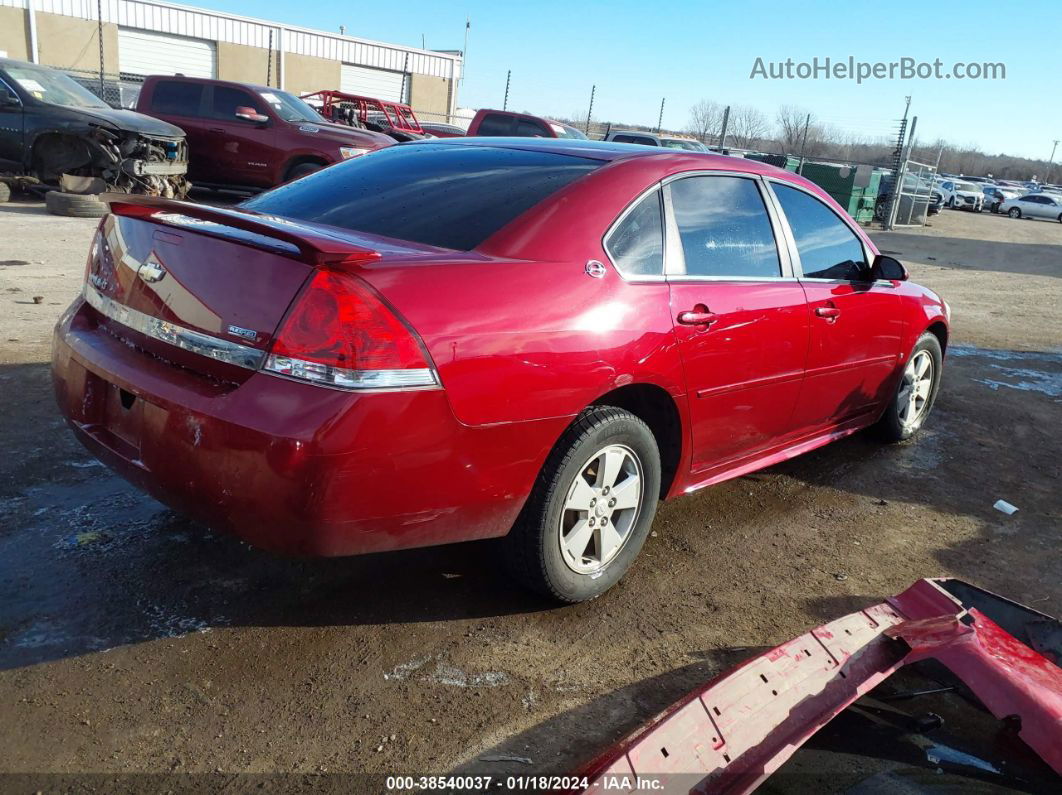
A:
[949,345,1062,400]
[0,473,232,668]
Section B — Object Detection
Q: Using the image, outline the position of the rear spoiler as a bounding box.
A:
[101,193,381,267]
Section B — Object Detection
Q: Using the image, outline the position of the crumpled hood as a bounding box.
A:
[73,106,186,138]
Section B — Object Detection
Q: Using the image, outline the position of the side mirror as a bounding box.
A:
[869,254,908,282]
[235,106,269,124]
[0,92,20,108]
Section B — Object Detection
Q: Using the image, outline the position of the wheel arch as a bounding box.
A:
[591,383,683,499]
[925,320,948,355]
[282,154,330,181]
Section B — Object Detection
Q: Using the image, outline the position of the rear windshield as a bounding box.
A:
[242,144,601,250]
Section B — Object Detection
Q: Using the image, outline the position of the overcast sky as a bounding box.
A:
[214,0,1060,162]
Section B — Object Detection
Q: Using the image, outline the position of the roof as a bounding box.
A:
[411,137,799,176]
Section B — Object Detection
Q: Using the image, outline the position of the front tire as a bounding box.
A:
[502,406,661,603]
[285,162,324,182]
[1008,207,1021,219]
[876,333,943,443]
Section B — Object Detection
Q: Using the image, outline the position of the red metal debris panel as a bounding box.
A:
[577,579,1062,794]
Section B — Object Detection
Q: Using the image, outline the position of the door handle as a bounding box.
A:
[815,306,841,319]
[208,127,225,134]
[677,307,718,326]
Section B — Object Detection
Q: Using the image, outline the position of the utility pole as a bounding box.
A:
[1047,139,1060,184]
[718,105,730,149]
[97,0,105,99]
[797,112,811,175]
[266,29,273,87]
[461,17,470,86]
[585,85,595,134]
[884,96,912,230]
[656,97,665,133]
[502,70,511,111]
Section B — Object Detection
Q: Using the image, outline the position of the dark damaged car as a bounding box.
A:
[0,58,189,200]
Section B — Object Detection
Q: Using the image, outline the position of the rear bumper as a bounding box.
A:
[52,298,564,556]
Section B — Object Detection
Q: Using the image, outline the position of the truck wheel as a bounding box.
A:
[0,182,10,203]
[286,162,323,181]
[502,406,661,603]
[45,191,107,218]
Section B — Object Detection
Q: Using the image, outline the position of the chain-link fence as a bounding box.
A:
[63,68,145,109]
[889,160,936,226]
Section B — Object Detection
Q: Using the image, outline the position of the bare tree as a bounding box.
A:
[776,105,814,152]
[688,99,723,144]
[729,105,769,149]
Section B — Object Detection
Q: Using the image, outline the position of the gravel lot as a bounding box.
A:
[1,197,1059,786]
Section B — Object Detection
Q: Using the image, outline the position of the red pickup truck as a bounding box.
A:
[465,109,588,139]
[135,75,393,190]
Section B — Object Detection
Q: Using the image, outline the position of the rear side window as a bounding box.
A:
[772,183,867,280]
[150,81,203,116]
[669,176,780,278]
[476,114,512,136]
[242,144,602,250]
[606,190,664,277]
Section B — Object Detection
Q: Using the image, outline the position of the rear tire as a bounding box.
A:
[0,182,10,203]
[1007,207,1021,219]
[501,406,661,603]
[876,333,943,443]
[45,190,106,218]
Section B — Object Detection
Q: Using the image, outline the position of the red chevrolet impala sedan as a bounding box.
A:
[52,139,948,602]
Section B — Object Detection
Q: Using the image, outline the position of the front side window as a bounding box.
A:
[772,183,867,281]
[0,77,19,104]
[514,118,550,137]
[605,190,664,277]
[210,86,263,120]
[151,81,204,116]
[669,176,780,278]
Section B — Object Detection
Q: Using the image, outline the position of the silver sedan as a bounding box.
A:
[999,193,1062,222]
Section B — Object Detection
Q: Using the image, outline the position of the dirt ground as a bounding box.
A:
[0,197,1059,788]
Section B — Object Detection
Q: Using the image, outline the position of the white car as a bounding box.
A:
[950,181,985,212]
[999,193,1062,222]
[934,179,957,206]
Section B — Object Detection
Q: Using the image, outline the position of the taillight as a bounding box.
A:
[85,226,122,298]
[264,269,437,390]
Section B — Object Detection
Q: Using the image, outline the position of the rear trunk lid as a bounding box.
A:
[84,196,387,381]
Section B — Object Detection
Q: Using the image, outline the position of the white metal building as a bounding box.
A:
[0,0,461,118]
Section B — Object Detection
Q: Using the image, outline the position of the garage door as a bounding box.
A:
[118,28,217,79]
[340,64,408,102]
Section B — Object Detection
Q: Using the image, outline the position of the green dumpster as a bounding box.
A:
[797,162,883,223]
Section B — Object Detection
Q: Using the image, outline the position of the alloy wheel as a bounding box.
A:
[897,351,934,430]
[558,445,643,574]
